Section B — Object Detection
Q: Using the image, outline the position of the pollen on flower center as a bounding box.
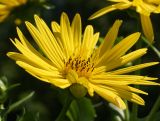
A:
[64,56,95,78]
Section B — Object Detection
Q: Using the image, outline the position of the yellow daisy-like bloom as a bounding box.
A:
[0,0,27,22]
[7,13,159,109]
[89,0,160,43]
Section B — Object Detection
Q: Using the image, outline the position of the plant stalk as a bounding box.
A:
[146,96,160,121]
[55,93,73,121]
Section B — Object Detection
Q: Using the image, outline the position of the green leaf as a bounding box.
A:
[16,108,40,121]
[6,83,20,92]
[150,111,160,121]
[5,91,35,114]
[66,97,96,121]
[109,103,125,121]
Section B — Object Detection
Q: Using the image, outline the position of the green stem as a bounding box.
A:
[131,40,142,121]
[55,93,73,121]
[146,96,160,121]
[141,36,160,58]
[124,100,130,121]
[131,104,138,121]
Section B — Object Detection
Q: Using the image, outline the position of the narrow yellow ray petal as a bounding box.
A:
[16,27,58,69]
[91,79,133,85]
[34,15,65,66]
[71,13,82,53]
[11,38,56,67]
[121,48,147,64]
[47,79,71,89]
[91,77,159,86]
[81,30,99,59]
[96,32,141,66]
[146,0,160,4]
[53,33,66,58]
[60,12,74,58]
[130,80,160,85]
[140,14,154,43]
[106,32,141,60]
[110,85,148,95]
[99,20,122,57]
[90,32,100,56]
[0,0,19,6]
[104,48,147,71]
[25,21,63,69]
[154,5,160,13]
[19,61,71,88]
[109,0,129,2]
[7,52,57,71]
[10,38,62,70]
[80,25,94,59]
[92,74,158,81]
[51,21,60,32]
[89,3,131,20]
[0,4,7,9]
[92,84,126,109]
[109,62,159,74]
[92,66,106,75]
[134,1,156,16]
[16,61,61,78]
[88,5,116,20]
[0,13,9,22]
[27,70,71,89]
[101,86,145,105]
[93,74,148,80]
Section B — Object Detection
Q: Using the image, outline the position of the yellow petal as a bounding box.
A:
[133,0,156,16]
[71,13,82,53]
[97,32,141,66]
[89,3,131,20]
[121,48,147,63]
[91,74,159,86]
[60,12,74,58]
[99,20,122,57]
[51,21,60,32]
[101,86,145,105]
[25,20,64,69]
[7,52,56,71]
[34,15,65,64]
[140,14,154,43]
[27,70,71,88]
[16,27,60,69]
[16,61,61,78]
[110,62,159,74]
[10,37,62,70]
[92,84,126,109]
[80,25,99,59]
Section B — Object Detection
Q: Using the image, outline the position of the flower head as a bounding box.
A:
[0,0,27,22]
[7,13,159,109]
[89,0,160,43]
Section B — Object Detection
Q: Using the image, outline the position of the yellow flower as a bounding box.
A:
[7,13,159,109]
[89,0,160,43]
[0,0,27,22]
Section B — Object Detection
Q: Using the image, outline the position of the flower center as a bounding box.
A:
[64,56,95,78]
